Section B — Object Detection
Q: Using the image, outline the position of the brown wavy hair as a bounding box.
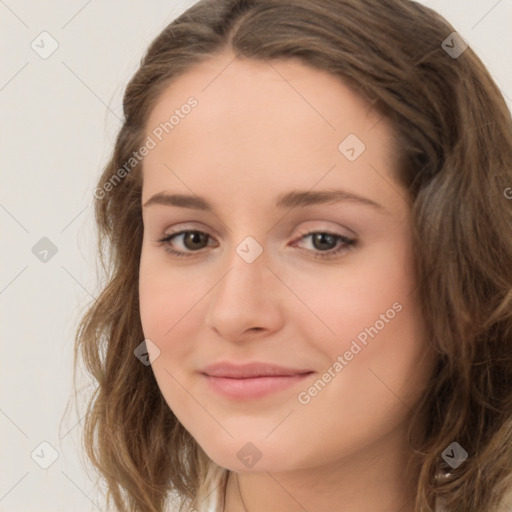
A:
[73,0,512,511]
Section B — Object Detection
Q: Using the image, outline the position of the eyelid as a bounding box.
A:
[157,222,354,244]
[156,224,357,260]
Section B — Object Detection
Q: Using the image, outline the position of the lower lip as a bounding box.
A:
[202,373,314,400]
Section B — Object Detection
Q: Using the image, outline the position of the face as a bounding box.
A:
[139,51,435,473]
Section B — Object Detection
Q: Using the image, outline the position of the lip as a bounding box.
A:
[200,362,314,400]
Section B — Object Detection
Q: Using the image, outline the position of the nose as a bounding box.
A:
[204,243,284,342]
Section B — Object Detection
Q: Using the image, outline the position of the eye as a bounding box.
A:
[157,229,356,260]
[291,230,356,259]
[158,230,215,258]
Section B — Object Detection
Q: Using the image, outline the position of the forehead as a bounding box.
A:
[145,51,384,137]
[141,51,400,210]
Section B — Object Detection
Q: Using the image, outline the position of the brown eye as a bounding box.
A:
[180,231,209,250]
[158,229,356,260]
[291,231,357,260]
[158,230,214,257]
[310,233,338,251]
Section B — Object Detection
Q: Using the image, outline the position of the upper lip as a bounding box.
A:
[200,362,314,378]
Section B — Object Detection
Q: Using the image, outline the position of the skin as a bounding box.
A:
[139,51,436,512]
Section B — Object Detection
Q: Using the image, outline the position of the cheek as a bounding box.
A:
[297,295,430,437]
[138,248,212,412]
[138,256,204,418]
[287,235,417,351]
[139,247,200,341]
[291,236,429,418]
[287,283,430,468]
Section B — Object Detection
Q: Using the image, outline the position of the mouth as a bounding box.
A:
[199,362,315,400]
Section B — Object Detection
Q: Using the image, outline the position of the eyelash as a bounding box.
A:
[157,229,357,260]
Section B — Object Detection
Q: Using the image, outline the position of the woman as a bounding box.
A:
[75,0,512,511]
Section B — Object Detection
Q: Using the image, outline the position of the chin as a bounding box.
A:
[191,431,305,473]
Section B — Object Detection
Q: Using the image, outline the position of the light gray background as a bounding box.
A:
[1,1,511,511]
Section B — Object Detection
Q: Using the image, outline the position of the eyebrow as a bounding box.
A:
[143,189,390,214]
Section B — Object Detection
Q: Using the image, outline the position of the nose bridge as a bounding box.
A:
[216,234,269,303]
[204,232,282,338]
